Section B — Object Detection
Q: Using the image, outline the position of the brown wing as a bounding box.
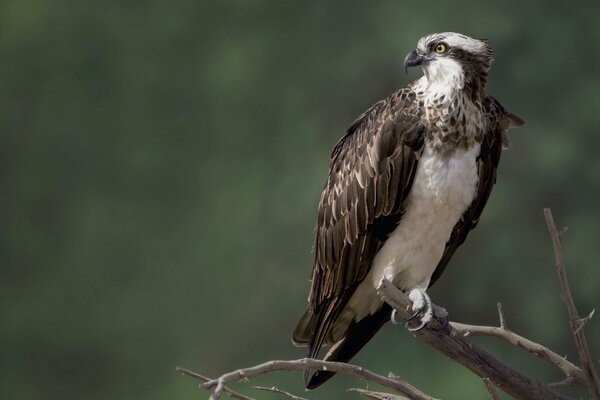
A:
[429,96,524,286]
[293,88,425,359]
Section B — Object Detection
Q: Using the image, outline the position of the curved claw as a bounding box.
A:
[391,309,401,325]
[405,309,421,321]
[407,319,428,332]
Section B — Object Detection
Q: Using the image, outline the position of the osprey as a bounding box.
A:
[292,32,523,389]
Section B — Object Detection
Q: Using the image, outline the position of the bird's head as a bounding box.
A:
[404,32,494,93]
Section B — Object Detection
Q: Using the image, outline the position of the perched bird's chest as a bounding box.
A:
[372,90,486,289]
[369,143,481,290]
[408,143,481,224]
[349,142,481,319]
[417,82,486,152]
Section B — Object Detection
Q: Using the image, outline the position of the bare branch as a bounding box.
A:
[347,387,410,400]
[451,320,585,385]
[197,359,437,400]
[482,378,500,400]
[573,309,595,335]
[544,208,600,399]
[377,279,575,400]
[176,367,257,400]
[549,376,581,389]
[253,386,308,400]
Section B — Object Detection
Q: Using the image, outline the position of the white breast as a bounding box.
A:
[345,143,481,321]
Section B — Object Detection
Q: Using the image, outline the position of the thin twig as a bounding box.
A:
[573,309,595,335]
[544,208,600,400]
[199,359,437,400]
[482,378,500,400]
[496,302,507,330]
[377,278,575,400]
[347,387,410,400]
[176,367,256,400]
[253,386,308,400]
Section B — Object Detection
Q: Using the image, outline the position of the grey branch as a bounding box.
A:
[176,367,257,400]
[253,386,308,400]
[199,359,437,400]
[451,305,585,385]
[377,279,574,400]
[347,387,410,400]
[544,209,600,400]
[548,376,582,389]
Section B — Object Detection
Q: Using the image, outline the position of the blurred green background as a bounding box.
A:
[2,1,599,399]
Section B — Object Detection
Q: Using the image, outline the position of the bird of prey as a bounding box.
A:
[292,32,524,389]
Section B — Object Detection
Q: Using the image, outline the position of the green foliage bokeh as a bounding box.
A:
[2,1,599,399]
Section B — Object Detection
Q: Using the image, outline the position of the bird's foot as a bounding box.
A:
[406,287,433,332]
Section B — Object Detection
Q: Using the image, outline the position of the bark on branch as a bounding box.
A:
[377,278,573,400]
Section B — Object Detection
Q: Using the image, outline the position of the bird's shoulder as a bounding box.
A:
[483,95,525,149]
[334,87,423,157]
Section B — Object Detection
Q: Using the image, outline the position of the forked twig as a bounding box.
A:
[253,386,308,400]
[544,208,600,399]
[377,279,574,400]
[347,387,410,400]
[177,367,256,400]
[451,303,585,386]
[198,359,436,400]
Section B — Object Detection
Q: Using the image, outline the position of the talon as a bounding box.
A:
[405,309,421,321]
[406,287,434,332]
[408,319,428,332]
[391,309,401,325]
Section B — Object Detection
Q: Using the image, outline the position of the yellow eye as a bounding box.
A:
[435,43,447,53]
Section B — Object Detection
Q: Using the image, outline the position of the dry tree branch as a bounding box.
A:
[451,303,585,385]
[176,367,257,400]
[253,386,308,400]
[548,376,582,389]
[198,359,437,400]
[377,279,574,400]
[347,387,410,400]
[544,208,600,400]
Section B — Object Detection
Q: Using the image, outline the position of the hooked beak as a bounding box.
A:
[403,49,428,74]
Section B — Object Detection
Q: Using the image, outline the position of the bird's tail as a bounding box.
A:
[304,304,392,389]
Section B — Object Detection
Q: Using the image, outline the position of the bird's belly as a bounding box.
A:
[347,143,481,320]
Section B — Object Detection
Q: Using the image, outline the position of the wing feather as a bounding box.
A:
[294,88,425,358]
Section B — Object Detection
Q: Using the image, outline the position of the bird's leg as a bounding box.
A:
[406,287,433,332]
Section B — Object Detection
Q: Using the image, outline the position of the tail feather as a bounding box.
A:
[305,304,392,389]
[292,306,314,346]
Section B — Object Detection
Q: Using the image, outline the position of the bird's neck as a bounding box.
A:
[413,77,486,153]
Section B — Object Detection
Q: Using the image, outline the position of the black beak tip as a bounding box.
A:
[403,49,426,74]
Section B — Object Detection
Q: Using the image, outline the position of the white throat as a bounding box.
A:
[422,58,465,91]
